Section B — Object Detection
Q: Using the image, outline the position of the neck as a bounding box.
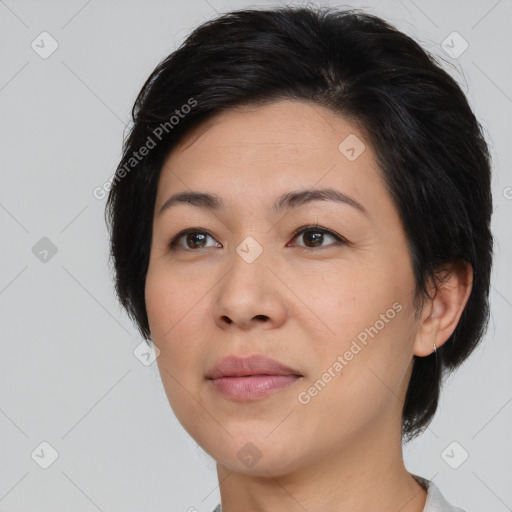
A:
[215,414,427,512]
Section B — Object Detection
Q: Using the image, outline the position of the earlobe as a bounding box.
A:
[413,261,473,357]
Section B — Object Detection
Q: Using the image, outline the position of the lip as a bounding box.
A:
[206,354,302,379]
[206,354,303,401]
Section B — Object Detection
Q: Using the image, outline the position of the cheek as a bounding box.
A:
[145,267,209,423]
[146,262,196,335]
[296,308,416,445]
[144,265,207,369]
[302,258,408,346]
[301,257,417,398]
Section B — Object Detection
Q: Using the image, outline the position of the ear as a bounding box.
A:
[413,261,473,357]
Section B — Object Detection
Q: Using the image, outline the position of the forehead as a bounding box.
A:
[153,99,404,234]
[182,100,341,143]
[159,100,379,189]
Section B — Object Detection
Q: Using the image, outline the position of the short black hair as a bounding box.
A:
[105,5,493,441]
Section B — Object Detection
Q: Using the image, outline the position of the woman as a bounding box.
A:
[105,6,493,511]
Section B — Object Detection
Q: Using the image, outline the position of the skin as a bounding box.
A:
[144,100,472,512]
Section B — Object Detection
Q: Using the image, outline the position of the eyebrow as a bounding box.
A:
[158,187,368,216]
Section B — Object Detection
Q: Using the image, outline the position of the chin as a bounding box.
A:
[199,431,303,477]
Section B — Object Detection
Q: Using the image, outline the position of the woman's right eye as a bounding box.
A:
[169,229,221,250]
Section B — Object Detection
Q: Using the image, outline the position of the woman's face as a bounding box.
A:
[145,100,422,475]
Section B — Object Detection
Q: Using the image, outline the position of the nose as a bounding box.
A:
[211,248,287,331]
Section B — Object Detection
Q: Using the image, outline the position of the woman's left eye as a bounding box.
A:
[288,226,346,249]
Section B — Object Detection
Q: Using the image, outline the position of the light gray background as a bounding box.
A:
[0,0,510,510]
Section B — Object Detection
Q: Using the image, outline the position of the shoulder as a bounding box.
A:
[412,474,466,512]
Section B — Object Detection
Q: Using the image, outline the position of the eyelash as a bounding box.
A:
[168,225,347,252]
